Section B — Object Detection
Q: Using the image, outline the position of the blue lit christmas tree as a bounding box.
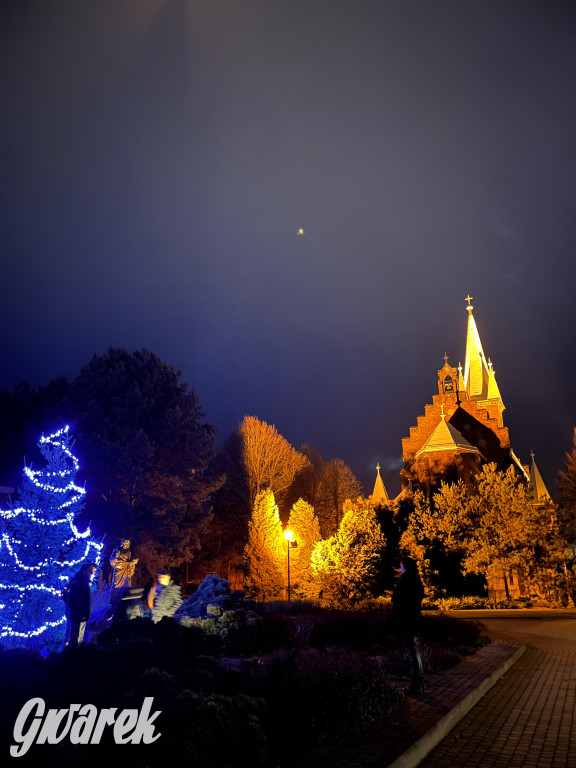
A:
[0,426,103,650]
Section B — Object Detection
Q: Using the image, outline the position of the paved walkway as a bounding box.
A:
[419,618,576,768]
[296,614,576,768]
[296,640,523,768]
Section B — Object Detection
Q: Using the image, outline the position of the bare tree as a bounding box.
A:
[284,444,325,510]
[317,458,362,537]
[239,416,309,505]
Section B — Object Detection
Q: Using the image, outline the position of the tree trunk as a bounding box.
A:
[503,572,510,601]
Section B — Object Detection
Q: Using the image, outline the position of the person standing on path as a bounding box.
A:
[393,555,425,694]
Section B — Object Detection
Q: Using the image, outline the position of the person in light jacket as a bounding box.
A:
[149,569,183,623]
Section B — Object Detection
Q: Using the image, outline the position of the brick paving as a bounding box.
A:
[294,640,522,768]
[419,626,576,768]
[295,616,576,768]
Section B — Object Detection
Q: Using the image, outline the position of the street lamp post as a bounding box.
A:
[283,530,297,601]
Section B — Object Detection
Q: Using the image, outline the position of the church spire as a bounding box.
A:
[529,451,551,502]
[463,295,490,398]
[486,358,502,401]
[457,362,466,398]
[371,463,390,506]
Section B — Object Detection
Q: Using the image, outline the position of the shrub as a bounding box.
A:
[177,574,241,618]
[97,616,222,658]
[181,608,264,656]
[437,596,491,611]
[249,647,403,758]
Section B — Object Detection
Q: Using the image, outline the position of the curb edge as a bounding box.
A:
[386,644,527,768]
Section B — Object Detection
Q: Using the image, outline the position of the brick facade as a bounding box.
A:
[401,360,511,493]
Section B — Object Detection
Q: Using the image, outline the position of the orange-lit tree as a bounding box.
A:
[399,484,468,594]
[402,464,564,600]
[239,416,309,506]
[310,506,385,607]
[286,499,321,597]
[558,428,576,558]
[243,489,284,599]
[462,464,562,599]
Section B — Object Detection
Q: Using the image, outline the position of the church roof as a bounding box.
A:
[529,452,551,502]
[416,411,481,458]
[371,463,390,505]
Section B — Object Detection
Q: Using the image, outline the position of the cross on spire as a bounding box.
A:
[465,294,474,313]
[376,462,381,474]
[443,352,449,365]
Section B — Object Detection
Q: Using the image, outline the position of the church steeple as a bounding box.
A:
[463,296,504,411]
[463,295,490,399]
[529,451,551,502]
[371,463,390,505]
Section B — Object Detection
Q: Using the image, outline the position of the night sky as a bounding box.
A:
[2,1,576,496]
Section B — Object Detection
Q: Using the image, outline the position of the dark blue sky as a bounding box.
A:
[2,0,576,495]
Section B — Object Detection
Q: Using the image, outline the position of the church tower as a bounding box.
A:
[401,298,519,494]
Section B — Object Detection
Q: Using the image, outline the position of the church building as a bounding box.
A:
[400,297,531,495]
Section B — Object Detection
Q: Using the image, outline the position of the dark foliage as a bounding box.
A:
[191,436,251,585]
[54,348,222,579]
[0,349,223,581]
[252,648,403,758]
[0,599,485,768]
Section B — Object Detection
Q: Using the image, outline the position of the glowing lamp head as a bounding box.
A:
[284,530,294,542]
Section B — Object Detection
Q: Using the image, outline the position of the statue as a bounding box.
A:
[109,539,138,589]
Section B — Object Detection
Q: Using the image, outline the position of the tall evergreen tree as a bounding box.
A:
[310,506,385,607]
[286,498,321,596]
[57,348,221,579]
[0,427,102,650]
[244,489,284,600]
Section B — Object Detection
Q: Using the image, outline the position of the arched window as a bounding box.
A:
[443,375,454,393]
